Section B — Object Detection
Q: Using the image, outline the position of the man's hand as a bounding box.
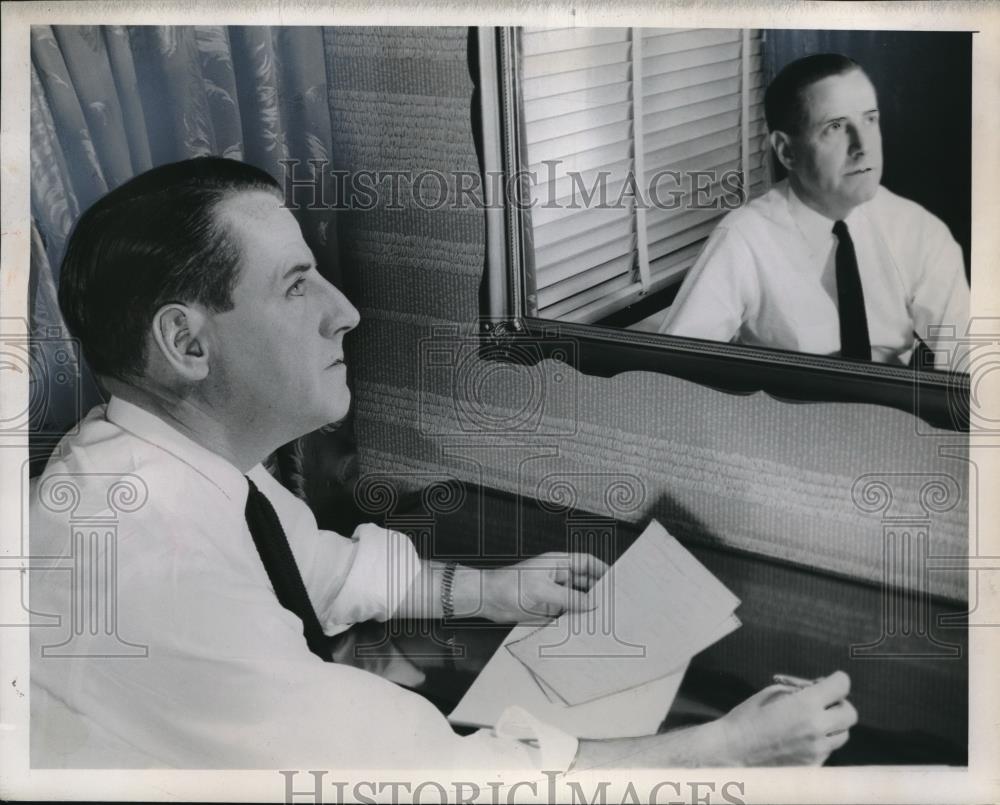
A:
[572,670,858,770]
[718,670,858,766]
[470,552,609,623]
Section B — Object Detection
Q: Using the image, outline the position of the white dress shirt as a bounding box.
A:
[29,397,577,770]
[659,180,969,368]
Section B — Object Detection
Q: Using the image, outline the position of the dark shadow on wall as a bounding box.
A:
[763,29,973,277]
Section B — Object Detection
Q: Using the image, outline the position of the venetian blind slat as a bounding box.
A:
[643,146,765,194]
[535,212,635,272]
[527,138,635,182]
[541,271,635,321]
[526,100,633,144]
[522,27,631,55]
[527,120,634,164]
[522,61,632,101]
[522,40,632,78]
[643,54,762,97]
[533,206,633,250]
[524,82,633,123]
[537,255,634,311]
[536,229,635,290]
[530,159,633,223]
[641,28,741,55]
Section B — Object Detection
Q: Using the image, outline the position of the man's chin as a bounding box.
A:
[316,384,351,427]
[321,400,352,430]
[295,401,351,437]
[843,177,880,209]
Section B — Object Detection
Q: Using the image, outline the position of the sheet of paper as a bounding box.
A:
[530,667,568,705]
[448,621,689,739]
[506,520,741,705]
[522,614,741,706]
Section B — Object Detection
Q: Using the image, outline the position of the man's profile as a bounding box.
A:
[659,53,969,368]
[30,157,856,770]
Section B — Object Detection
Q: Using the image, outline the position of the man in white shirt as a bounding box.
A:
[31,157,856,771]
[659,53,969,369]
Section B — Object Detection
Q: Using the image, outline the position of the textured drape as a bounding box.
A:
[30,25,340,440]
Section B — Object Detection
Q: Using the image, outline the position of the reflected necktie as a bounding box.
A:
[244,477,332,661]
[832,220,872,361]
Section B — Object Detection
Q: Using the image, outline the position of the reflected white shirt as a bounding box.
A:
[29,397,577,770]
[659,180,969,368]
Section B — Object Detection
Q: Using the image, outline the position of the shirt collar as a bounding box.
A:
[105,396,252,503]
[784,180,838,254]
[784,180,871,255]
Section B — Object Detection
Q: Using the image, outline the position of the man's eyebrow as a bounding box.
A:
[821,108,879,125]
[280,262,314,281]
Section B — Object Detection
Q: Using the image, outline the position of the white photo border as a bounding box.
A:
[1,1,997,802]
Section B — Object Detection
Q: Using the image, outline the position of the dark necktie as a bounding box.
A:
[832,220,872,361]
[244,477,331,661]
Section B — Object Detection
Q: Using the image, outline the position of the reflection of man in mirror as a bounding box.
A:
[659,53,969,369]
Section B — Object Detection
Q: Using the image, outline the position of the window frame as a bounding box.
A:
[477,26,969,432]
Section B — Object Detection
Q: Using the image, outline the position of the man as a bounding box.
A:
[659,53,969,369]
[30,157,856,770]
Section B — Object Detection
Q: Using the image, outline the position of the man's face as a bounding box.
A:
[782,69,883,220]
[206,191,360,442]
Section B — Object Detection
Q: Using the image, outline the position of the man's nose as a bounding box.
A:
[320,280,361,338]
[847,122,867,156]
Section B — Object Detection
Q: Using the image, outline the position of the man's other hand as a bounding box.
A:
[719,670,858,765]
[477,552,608,623]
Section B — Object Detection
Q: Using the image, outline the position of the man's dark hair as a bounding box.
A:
[764,53,864,136]
[58,156,282,382]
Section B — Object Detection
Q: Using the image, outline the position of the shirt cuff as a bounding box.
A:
[493,705,579,773]
[323,524,420,630]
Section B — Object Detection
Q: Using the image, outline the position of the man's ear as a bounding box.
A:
[769,130,795,172]
[150,303,210,382]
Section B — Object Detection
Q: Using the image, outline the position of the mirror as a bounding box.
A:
[478,26,973,430]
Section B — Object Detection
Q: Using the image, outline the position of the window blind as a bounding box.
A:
[520,27,769,323]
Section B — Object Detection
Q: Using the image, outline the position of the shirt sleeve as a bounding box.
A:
[492,706,580,771]
[908,217,970,371]
[658,224,756,342]
[246,466,421,634]
[319,523,419,630]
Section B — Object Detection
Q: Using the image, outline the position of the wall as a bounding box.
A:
[329,26,968,604]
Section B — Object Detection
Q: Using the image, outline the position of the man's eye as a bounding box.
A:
[828,121,842,132]
[288,277,306,297]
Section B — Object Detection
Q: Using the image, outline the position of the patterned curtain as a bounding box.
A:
[29,26,341,480]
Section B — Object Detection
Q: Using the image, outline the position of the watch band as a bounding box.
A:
[441,561,458,620]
